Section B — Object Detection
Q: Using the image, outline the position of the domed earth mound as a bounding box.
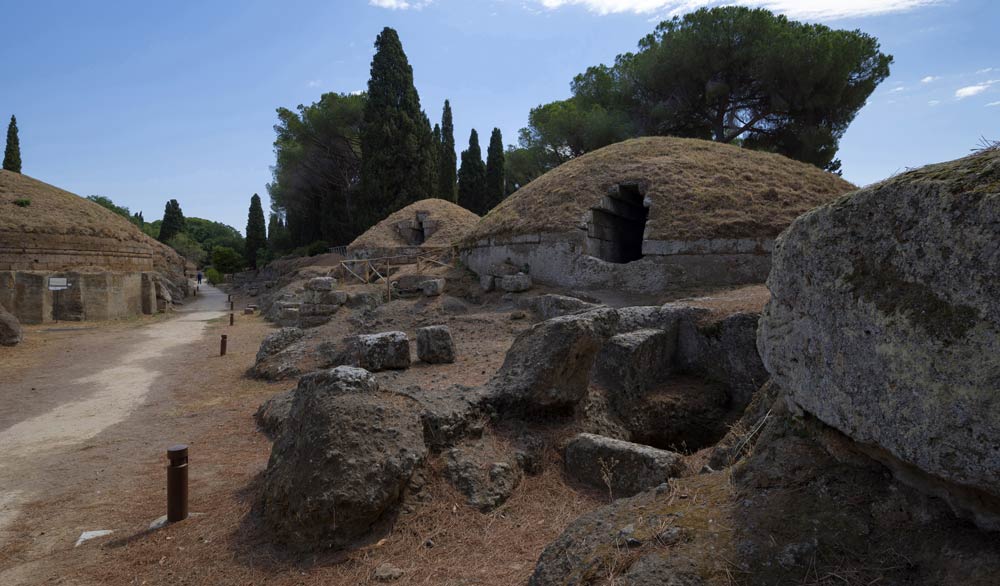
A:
[460,137,855,293]
[0,170,188,323]
[348,198,480,258]
[0,170,185,274]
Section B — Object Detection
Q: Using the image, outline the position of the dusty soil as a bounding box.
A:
[0,283,606,586]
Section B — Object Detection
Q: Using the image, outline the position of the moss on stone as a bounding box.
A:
[846,259,978,343]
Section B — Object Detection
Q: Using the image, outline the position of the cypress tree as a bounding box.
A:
[3,115,21,173]
[457,129,487,214]
[438,100,457,202]
[484,128,505,213]
[360,27,436,223]
[245,193,267,269]
[267,213,280,249]
[158,199,186,243]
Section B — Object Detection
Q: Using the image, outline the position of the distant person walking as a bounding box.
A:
[196,271,203,285]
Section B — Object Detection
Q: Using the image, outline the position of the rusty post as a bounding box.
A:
[229,313,234,326]
[230,300,234,311]
[220,334,228,356]
[166,445,189,523]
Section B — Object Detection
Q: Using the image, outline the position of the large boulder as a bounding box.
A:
[0,303,22,346]
[250,327,306,380]
[345,331,411,371]
[564,434,685,498]
[444,439,522,512]
[416,325,456,364]
[518,294,602,320]
[258,366,426,550]
[758,150,1000,527]
[528,483,695,586]
[487,308,619,410]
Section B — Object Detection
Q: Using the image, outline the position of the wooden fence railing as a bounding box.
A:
[338,247,455,286]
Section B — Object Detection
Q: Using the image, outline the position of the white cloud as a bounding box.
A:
[977,67,995,74]
[955,80,998,99]
[920,76,938,83]
[889,86,905,93]
[987,101,1000,107]
[306,79,322,88]
[534,0,945,20]
[928,100,940,106]
[369,0,433,9]
[350,89,365,96]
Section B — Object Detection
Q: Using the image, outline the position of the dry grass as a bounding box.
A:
[464,137,855,244]
[349,198,480,251]
[0,169,186,271]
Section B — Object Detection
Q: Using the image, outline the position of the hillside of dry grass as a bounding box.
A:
[465,137,856,244]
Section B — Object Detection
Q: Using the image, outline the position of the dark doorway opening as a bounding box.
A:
[399,212,431,246]
[586,182,649,263]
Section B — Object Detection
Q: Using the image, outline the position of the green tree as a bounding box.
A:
[438,100,457,202]
[267,213,292,255]
[360,27,436,223]
[245,193,267,269]
[518,99,632,169]
[157,199,185,243]
[503,145,547,195]
[3,115,21,173]
[565,6,892,170]
[166,233,207,265]
[268,92,365,247]
[484,128,506,213]
[457,129,487,214]
[211,246,245,274]
[184,217,244,257]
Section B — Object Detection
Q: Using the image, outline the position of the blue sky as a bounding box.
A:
[2,0,998,233]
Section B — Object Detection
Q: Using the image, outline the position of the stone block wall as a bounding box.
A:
[460,231,774,294]
[0,232,155,272]
[0,270,157,324]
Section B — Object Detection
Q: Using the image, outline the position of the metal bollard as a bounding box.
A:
[229,313,234,326]
[167,445,189,523]
[220,334,228,356]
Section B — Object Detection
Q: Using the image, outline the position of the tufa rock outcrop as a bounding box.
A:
[758,149,1000,528]
[0,303,22,346]
[258,366,426,550]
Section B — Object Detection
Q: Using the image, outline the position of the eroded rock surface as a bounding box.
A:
[0,303,22,346]
[416,325,455,364]
[251,327,307,380]
[258,366,425,550]
[565,434,685,498]
[487,308,619,410]
[758,150,1000,525]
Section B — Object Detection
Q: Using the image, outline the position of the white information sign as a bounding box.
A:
[48,277,70,291]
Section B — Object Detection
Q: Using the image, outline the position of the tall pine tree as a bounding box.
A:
[158,199,185,243]
[438,100,457,202]
[360,27,436,224]
[3,115,21,173]
[484,128,505,213]
[245,193,267,269]
[457,129,487,214]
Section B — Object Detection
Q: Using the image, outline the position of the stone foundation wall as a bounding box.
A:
[0,233,155,272]
[0,270,156,324]
[460,231,773,293]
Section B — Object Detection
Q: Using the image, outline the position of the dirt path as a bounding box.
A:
[0,284,243,583]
